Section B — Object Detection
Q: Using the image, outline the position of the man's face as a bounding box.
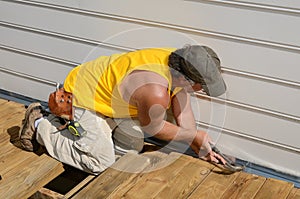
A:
[172,75,202,93]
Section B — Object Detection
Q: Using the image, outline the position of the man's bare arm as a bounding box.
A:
[132,84,225,164]
[132,83,196,143]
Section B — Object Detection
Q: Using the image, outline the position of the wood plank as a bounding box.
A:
[0,99,25,113]
[0,99,9,106]
[287,188,300,199]
[0,100,11,114]
[0,147,29,174]
[64,175,96,198]
[105,151,170,198]
[118,153,195,198]
[221,172,266,199]
[254,178,294,199]
[0,100,25,119]
[0,105,24,135]
[0,110,24,128]
[72,152,151,199]
[0,129,23,158]
[140,151,169,171]
[0,128,10,146]
[1,99,299,199]
[29,187,64,199]
[0,154,64,199]
[141,150,168,161]
[154,158,215,199]
[188,167,240,199]
[0,128,8,143]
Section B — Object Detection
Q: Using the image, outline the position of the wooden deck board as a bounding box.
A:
[254,178,294,199]
[0,138,20,160]
[220,172,266,199]
[73,151,299,199]
[0,99,64,199]
[153,158,213,199]
[287,188,300,199]
[187,167,240,199]
[72,150,299,199]
[0,154,64,199]
[0,98,299,199]
[72,152,151,198]
[120,153,193,198]
[0,145,30,174]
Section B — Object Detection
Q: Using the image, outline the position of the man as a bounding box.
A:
[19,45,227,174]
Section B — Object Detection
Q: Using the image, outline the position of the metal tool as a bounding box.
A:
[210,144,244,172]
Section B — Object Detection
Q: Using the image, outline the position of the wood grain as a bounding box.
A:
[0,154,64,198]
[0,99,64,198]
[72,152,151,199]
[1,99,299,198]
[154,158,214,199]
[287,188,300,199]
[254,178,294,199]
[221,172,266,199]
[188,167,240,199]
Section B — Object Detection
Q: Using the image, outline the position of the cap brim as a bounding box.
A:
[202,77,227,97]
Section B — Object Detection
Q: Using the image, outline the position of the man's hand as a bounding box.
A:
[192,130,226,165]
[202,150,227,165]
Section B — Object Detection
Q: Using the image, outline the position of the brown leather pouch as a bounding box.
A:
[48,88,74,121]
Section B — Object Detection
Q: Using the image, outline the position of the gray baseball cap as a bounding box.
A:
[173,45,226,97]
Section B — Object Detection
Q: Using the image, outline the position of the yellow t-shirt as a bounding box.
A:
[64,47,176,118]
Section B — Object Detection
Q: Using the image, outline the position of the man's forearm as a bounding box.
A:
[142,120,196,143]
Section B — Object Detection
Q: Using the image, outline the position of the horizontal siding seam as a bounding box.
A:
[222,67,300,88]
[1,26,299,89]
[193,92,300,123]
[0,21,135,52]
[1,45,299,123]
[3,0,300,52]
[0,65,57,86]
[196,120,300,154]
[186,0,300,15]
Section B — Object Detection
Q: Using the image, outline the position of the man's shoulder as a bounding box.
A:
[134,83,170,108]
[119,70,169,103]
[127,70,168,87]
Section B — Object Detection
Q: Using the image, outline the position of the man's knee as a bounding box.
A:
[112,124,144,152]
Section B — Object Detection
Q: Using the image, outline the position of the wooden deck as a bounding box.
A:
[0,99,64,198]
[0,98,299,199]
[73,151,300,199]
